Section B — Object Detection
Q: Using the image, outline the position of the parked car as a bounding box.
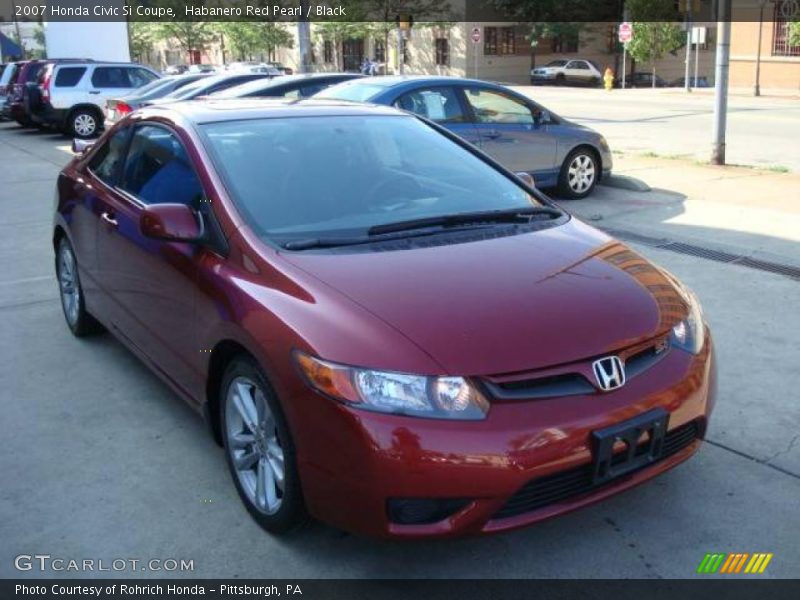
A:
[211,73,363,100]
[531,59,603,86]
[164,64,189,75]
[266,62,293,75]
[0,61,18,118]
[621,72,669,88]
[105,73,210,126]
[27,61,159,138]
[318,76,612,198]
[54,98,715,538]
[187,64,217,74]
[148,72,274,106]
[670,76,710,88]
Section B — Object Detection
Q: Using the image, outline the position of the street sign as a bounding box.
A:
[618,22,633,44]
[471,27,481,44]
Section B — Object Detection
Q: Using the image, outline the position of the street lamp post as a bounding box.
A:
[711,0,732,165]
[754,0,766,97]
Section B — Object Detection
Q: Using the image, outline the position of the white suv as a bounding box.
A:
[29,62,159,138]
[530,59,603,86]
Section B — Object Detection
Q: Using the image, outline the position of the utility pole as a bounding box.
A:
[754,0,766,97]
[297,0,312,74]
[711,0,732,165]
[684,0,693,91]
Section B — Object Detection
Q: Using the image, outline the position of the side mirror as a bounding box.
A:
[140,203,204,242]
[534,110,551,125]
[72,139,95,155]
[515,172,536,188]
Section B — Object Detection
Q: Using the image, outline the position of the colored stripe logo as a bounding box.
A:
[697,553,773,574]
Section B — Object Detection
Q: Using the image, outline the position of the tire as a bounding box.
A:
[220,356,308,534]
[557,148,600,199]
[55,237,104,337]
[555,73,566,86]
[68,107,101,139]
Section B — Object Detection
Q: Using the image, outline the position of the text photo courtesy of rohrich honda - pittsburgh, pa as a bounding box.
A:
[0,0,799,599]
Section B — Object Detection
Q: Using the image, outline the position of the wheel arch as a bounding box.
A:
[205,339,257,446]
[66,103,103,131]
[565,142,603,175]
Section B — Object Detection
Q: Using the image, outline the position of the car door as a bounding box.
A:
[460,86,558,175]
[88,66,137,107]
[94,123,206,398]
[565,60,591,83]
[391,85,480,146]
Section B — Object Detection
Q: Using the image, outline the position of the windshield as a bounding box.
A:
[129,77,172,98]
[202,115,541,243]
[545,60,569,67]
[316,82,386,102]
[164,78,210,99]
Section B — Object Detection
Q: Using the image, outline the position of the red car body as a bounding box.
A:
[53,100,716,538]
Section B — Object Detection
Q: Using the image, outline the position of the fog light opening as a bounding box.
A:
[387,498,471,525]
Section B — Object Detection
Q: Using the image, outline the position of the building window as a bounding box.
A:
[374,40,385,62]
[323,40,333,63]
[435,38,449,66]
[501,28,516,55]
[484,27,517,56]
[772,2,800,56]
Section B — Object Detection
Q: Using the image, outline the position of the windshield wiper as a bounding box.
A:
[282,222,518,251]
[366,206,562,236]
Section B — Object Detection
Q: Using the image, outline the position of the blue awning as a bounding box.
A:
[1,31,23,60]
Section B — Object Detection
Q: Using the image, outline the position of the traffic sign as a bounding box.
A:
[618,22,632,44]
[471,27,481,44]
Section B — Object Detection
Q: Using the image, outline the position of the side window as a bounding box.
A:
[393,87,465,124]
[463,88,533,125]
[299,83,325,97]
[88,127,130,186]
[91,67,131,88]
[121,125,204,206]
[55,67,86,87]
[128,68,157,88]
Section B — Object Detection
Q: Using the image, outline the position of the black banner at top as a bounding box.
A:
[2,0,793,23]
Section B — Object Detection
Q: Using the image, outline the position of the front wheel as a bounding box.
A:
[557,148,599,199]
[221,356,308,534]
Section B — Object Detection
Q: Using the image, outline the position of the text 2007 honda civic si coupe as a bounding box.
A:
[53,99,716,538]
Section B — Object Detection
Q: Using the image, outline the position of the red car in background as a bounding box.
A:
[53,99,716,538]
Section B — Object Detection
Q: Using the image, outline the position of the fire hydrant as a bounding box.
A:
[603,67,615,91]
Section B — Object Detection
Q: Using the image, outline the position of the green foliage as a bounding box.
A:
[490,0,618,21]
[129,22,157,63]
[789,21,800,47]
[626,22,685,69]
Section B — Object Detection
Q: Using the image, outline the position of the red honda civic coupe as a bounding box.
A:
[53,99,716,538]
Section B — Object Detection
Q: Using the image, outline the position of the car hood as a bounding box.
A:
[280,219,689,376]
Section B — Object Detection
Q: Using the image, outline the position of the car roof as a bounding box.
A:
[218,73,360,93]
[140,98,409,124]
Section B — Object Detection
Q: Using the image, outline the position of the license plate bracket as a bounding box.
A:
[591,408,669,485]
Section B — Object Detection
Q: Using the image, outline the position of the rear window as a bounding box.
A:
[316,82,386,102]
[55,67,86,87]
[0,64,16,86]
[23,63,45,83]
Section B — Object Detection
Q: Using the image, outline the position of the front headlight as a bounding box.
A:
[671,288,705,354]
[295,352,489,420]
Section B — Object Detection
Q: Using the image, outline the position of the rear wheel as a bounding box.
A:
[220,356,308,534]
[557,148,599,199]
[68,108,101,139]
[55,237,103,337]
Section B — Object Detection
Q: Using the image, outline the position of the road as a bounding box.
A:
[512,86,800,173]
[0,123,798,579]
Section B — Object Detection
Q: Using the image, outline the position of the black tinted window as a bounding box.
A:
[88,127,130,185]
[55,67,86,87]
[121,125,203,206]
[91,67,131,88]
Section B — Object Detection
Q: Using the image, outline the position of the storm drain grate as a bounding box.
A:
[603,228,800,281]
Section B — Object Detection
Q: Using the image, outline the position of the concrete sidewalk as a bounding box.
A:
[573,155,800,268]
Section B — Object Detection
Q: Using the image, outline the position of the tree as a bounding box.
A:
[153,22,216,63]
[789,21,800,47]
[626,22,685,87]
[129,22,157,64]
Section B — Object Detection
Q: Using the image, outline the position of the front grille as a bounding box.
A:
[493,420,701,520]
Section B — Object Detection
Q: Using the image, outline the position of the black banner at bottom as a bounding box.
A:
[3,579,800,600]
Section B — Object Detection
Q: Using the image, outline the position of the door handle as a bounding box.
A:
[481,130,501,140]
[89,90,101,95]
[101,212,118,227]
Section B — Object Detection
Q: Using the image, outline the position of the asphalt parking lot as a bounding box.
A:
[1,122,798,579]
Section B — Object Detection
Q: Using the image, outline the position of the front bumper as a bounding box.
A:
[288,333,716,538]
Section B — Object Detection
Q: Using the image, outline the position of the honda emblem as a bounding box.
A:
[592,356,626,391]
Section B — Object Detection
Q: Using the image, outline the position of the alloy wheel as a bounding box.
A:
[58,243,80,327]
[225,376,285,515]
[567,154,596,194]
[73,113,96,137]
